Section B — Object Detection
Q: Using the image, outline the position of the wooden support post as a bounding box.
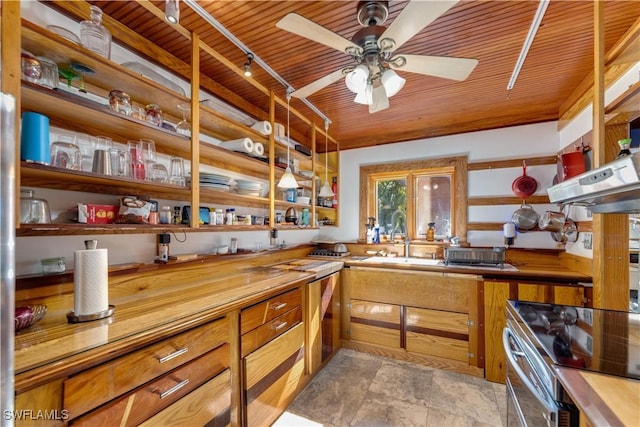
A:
[591,1,629,311]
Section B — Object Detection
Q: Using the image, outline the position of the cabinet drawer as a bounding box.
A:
[64,317,229,419]
[241,288,302,334]
[139,369,231,427]
[405,307,469,362]
[241,306,302,357]
[244,322,305,390]
[71,344,230,427]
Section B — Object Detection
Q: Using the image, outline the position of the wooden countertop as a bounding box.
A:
[555,367,640,426]
[344,256,592,283]
[14,267,314,391]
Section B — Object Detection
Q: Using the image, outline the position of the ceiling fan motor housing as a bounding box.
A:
[357,1,389,27]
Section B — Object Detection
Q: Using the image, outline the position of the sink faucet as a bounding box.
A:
[389,209,407,243]
[404,235,410,258]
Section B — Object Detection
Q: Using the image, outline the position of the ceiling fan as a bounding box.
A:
[276,0,478,113]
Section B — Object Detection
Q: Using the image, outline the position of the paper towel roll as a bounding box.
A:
[250,120,272,136]
[251,142,264,157]
[74,248,109,315]
[220,138,254,153]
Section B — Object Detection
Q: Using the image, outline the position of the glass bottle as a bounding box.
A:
[616,138,632,159]
[426,222,436,242]
[80,5,112,59]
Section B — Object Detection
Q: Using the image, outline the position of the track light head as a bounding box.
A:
[243,53,254,77]
[165,0,180,25]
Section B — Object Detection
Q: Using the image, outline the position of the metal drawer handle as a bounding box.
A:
[157,347,189,363]
[158,378,189,399]
[272,321,288,331]
[271,302,287,310]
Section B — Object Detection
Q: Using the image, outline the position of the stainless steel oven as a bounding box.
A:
[503,326,577,427]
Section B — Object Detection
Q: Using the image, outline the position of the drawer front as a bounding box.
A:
[139,369,231,427]
[71,344,230,427]
[244,322,304,390]
[64,317,229,419]
[241,288,302,334]
[405,307,469,362]
[349,299,401,348]
[246,351,305,427]
[241,306,302,357]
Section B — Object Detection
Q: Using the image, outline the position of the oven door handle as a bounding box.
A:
[503,327,556,412]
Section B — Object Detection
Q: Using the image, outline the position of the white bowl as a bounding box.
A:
[217,246,229,255]
[297,196,310,205]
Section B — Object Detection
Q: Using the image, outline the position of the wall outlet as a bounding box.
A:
[583,232,593,250]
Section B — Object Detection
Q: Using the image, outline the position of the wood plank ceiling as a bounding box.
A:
[84,0,640,151]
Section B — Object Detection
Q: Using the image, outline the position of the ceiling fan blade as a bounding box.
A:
[399,54,478,81]
[290,68,346,99]
[276,13,361,54]
[381,1,458,51]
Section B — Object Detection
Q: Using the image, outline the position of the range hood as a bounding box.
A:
[547,152,640,213]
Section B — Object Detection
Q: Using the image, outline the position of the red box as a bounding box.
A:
[78,204,118,224]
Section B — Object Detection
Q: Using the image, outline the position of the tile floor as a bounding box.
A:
[274,348,507,427]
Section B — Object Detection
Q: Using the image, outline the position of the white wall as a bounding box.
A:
[318,122,561,249]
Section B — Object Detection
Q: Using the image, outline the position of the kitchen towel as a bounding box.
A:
[20,112,50,164]
[220,137,254,154]
[250,120,272,136]
[251,142,264,157]
[74,248,109,315]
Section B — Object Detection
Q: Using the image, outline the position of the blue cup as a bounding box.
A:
[20,112,50,164]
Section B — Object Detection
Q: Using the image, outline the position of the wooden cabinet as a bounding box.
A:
[57,317,230,426]
[306,272,341,375]
[484,278,588,383]
[13,4,340,236]
[240,288,305,427]
[342,267,482,375]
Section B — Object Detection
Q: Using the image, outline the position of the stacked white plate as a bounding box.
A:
[235,179,262,196]
[188,172,231,191]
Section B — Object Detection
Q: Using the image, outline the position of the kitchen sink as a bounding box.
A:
[358,256,445,266]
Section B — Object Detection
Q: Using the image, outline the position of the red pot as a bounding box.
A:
[512,161,537,199]
[561,151,586,180]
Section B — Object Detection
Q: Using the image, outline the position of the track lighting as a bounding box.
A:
[243,53,254,78]
[165,0,180,25]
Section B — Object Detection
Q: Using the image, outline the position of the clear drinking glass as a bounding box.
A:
[175,104,191,137]
[128,140,145,180]
[50,135,81,170]
[76,133,95,172]
[139,139,157,181]
[168,156,186,186]
[110,146,131,178]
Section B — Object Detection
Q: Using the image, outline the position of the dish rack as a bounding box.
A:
[444,247,506,266]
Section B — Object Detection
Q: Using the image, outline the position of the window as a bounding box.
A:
[360,156,467,242]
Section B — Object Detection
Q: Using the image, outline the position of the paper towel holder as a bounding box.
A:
[67,304,115,323]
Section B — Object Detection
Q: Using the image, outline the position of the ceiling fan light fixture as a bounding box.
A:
[345,64,369,93]
[369,81,389,113]
[381,68,405,97]
[354,83,373,105]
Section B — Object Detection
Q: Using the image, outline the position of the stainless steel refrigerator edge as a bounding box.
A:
[1,93,17,426]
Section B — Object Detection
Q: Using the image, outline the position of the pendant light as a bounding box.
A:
[277,92,298,189]
[319,120,334,198]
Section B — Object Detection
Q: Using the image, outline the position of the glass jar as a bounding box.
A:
[20,189,51,224]
[215,208,224,225]
[225,208,235,225]
[21,51,41,83]
[108,90,132,116]
[426,222,436,242]
[41,257,65,274]
[159,206,172,224]
[145,104,163,127]
[80,5,111,59]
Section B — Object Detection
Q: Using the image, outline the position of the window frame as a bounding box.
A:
[359,156,468,242]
